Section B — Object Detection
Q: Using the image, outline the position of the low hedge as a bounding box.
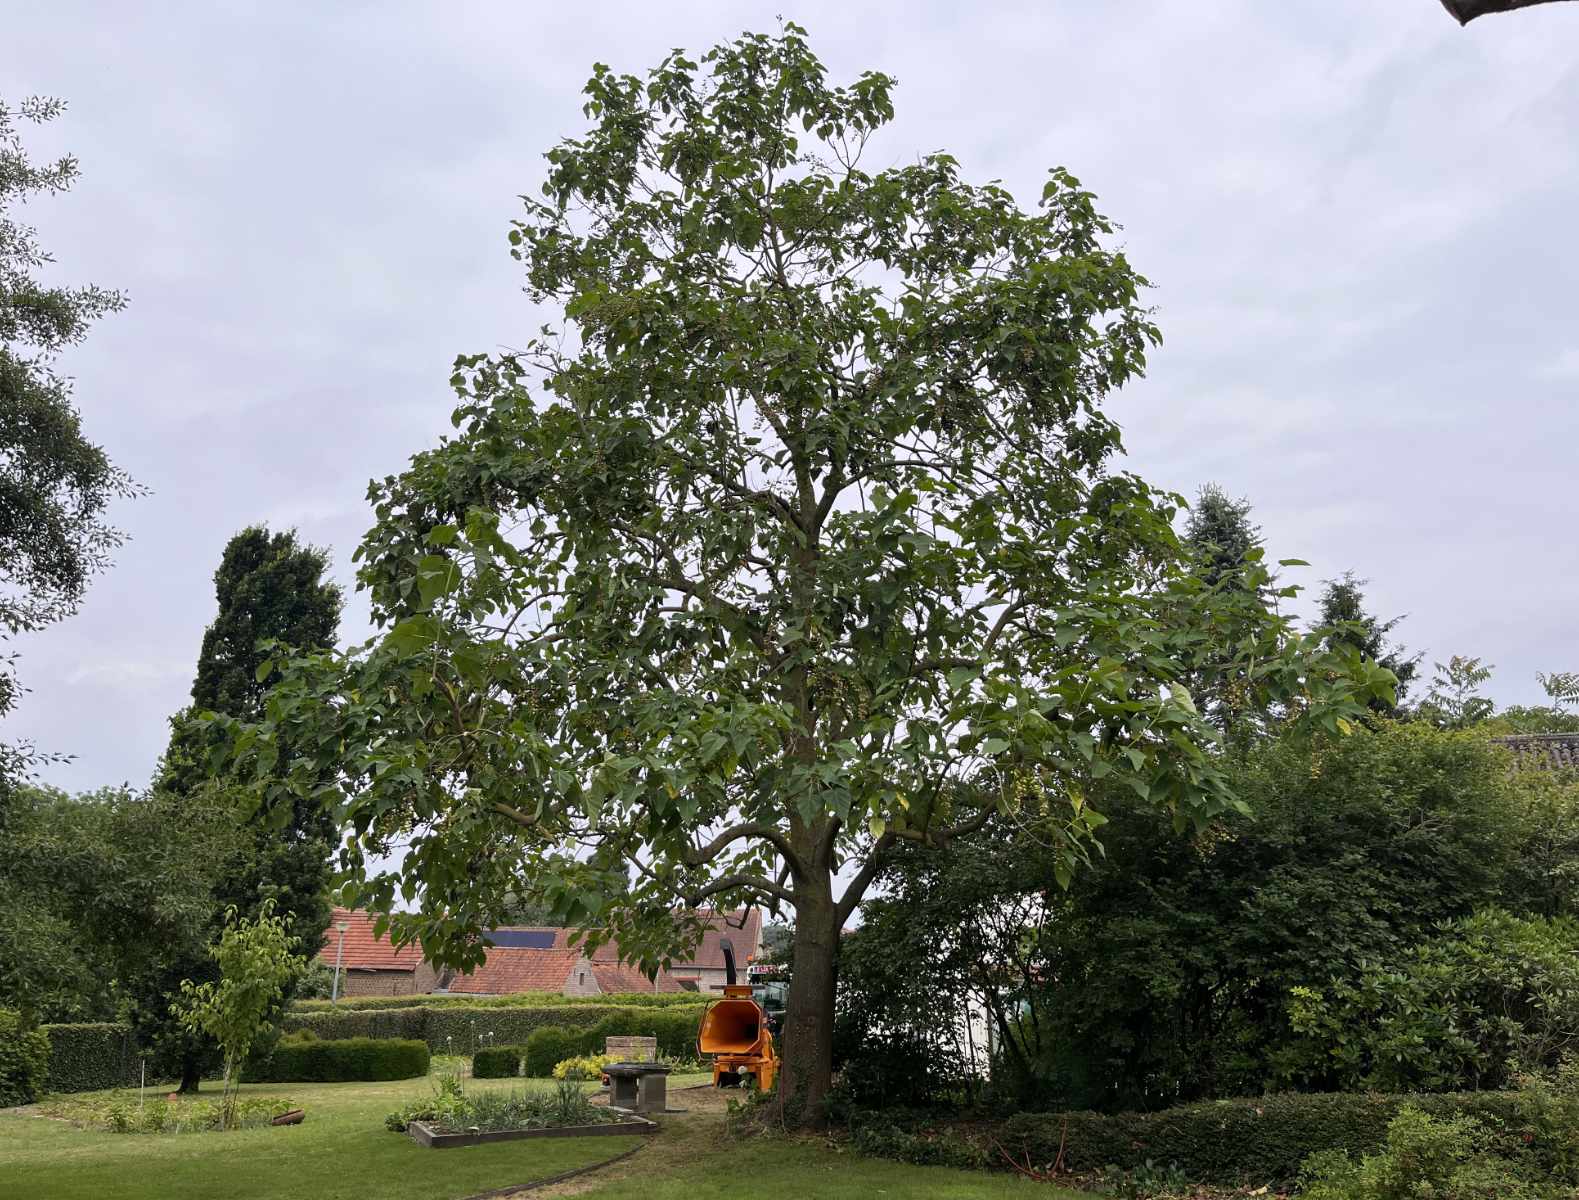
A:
[39,1023,141,1095]
[250,1035,430,1082]
[521,1010,702,1075]
[1,1010,52,1106]
[472,1045,523,1078]
[280,1007,428,1044]
[986,1091,1531,1184]
[525,1027,585,1077]
[281,1001,703,1058]
[291,990,708,1014]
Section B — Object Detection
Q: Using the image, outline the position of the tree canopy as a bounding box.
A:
[1317,571,1419,714]
[840,720,1579,1111]
[0,97,137,796]
[163,524,341,934]
[216,27,1392,1117]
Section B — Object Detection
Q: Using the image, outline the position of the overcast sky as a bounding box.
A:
[5,1,1576,794]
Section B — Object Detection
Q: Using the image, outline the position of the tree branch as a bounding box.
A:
[685,822,808,880]
[834,831,896,927]
[687,871,796,907]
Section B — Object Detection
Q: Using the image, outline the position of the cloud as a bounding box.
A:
[4,0,1578,787]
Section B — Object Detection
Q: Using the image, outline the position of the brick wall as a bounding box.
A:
[339,968,423,997]
[604,1035,658,1061]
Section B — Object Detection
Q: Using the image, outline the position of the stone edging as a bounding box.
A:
[408,1104,658,1149]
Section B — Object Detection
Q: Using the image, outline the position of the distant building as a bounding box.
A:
[318,908,440,997]
[317,906,763,999]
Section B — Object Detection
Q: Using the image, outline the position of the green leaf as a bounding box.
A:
[948,666,980,691]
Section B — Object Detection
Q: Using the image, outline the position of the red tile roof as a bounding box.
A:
[587,908,762,971]
[591,963,687,993]
[320,906,764,993]
[447,947,585,995]
[318,907,422,972]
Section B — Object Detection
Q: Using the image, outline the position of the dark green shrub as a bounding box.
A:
[1283,909,1579,1093]
[472,1045,524,1078]
[279,1006,428,1043]
[425,1003,611,1054]
[849,1115,990,1170]
[250,1035,429,1082]
[524,1027,588,1077]
[990,1091,1530,1184]
[584,1008,699,1059]
[279,1000,707,1057]
[38,1023,140,1094]
[0,1010,52,1105]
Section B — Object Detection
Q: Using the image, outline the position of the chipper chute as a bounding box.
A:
[696,937,778,1091]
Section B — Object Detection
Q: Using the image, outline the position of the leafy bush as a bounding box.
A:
[95,1094,297,1135]
[281,1000,704,1057]
[280,1007,429,1043]
[524,1026,584,1077]
[472,1044,523,1078]
[0,1009,51,1105]
[1296,1086,1579,1200]
[843,724,1569,1112]
[1283,908,1579,1093]
[850,1091,1533,1185]
[553,1053,616,1080]
[385,1073,610,1133]
[848,1115,990,1170]
[250,1034,429,1082]
[38,1022,140,1094]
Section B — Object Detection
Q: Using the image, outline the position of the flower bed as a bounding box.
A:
[43,1091,300,1135]
[386,1072,653,1147]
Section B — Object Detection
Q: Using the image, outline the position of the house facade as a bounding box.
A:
[320,906,764,999]
[319,907,441,997]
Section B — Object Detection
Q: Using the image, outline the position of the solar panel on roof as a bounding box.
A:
[486,929,557,949]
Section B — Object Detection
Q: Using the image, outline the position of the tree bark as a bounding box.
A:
[178,1050,202,1093]
[776,868,839,1125]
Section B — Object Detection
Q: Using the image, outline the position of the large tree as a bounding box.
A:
[0,785,242,1025]
[1316,571,1419,715]
[164,525,341,932]
[217,28,1390,1119]
[160,526,340,1089]
[0,97,137,800]
[1180,483,1283,743]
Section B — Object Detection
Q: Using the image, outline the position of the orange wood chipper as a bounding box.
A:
[696,937,778,1091]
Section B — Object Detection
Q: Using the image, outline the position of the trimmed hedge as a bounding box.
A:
[250,1036,430,1082]
[472,1045,523,1078]
[281,1007,428,1043]
[291,990,708,1014]
[989,1091,1532,1184]
[525,1028,585,1077]
[1,1010,52,1106]
[281,1001,703,1058]
[520,1010,702,1076]
[39,1023,141,1095]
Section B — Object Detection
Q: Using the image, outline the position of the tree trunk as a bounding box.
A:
[776,870,838,1126]
[178,1050,202,1093]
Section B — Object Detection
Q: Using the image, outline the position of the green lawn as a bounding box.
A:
[574,1139,1090,1199]
[1,1072,1092,1200]
[0,1076,641,1200]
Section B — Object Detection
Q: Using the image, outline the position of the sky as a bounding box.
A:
[4,0,1576,794]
